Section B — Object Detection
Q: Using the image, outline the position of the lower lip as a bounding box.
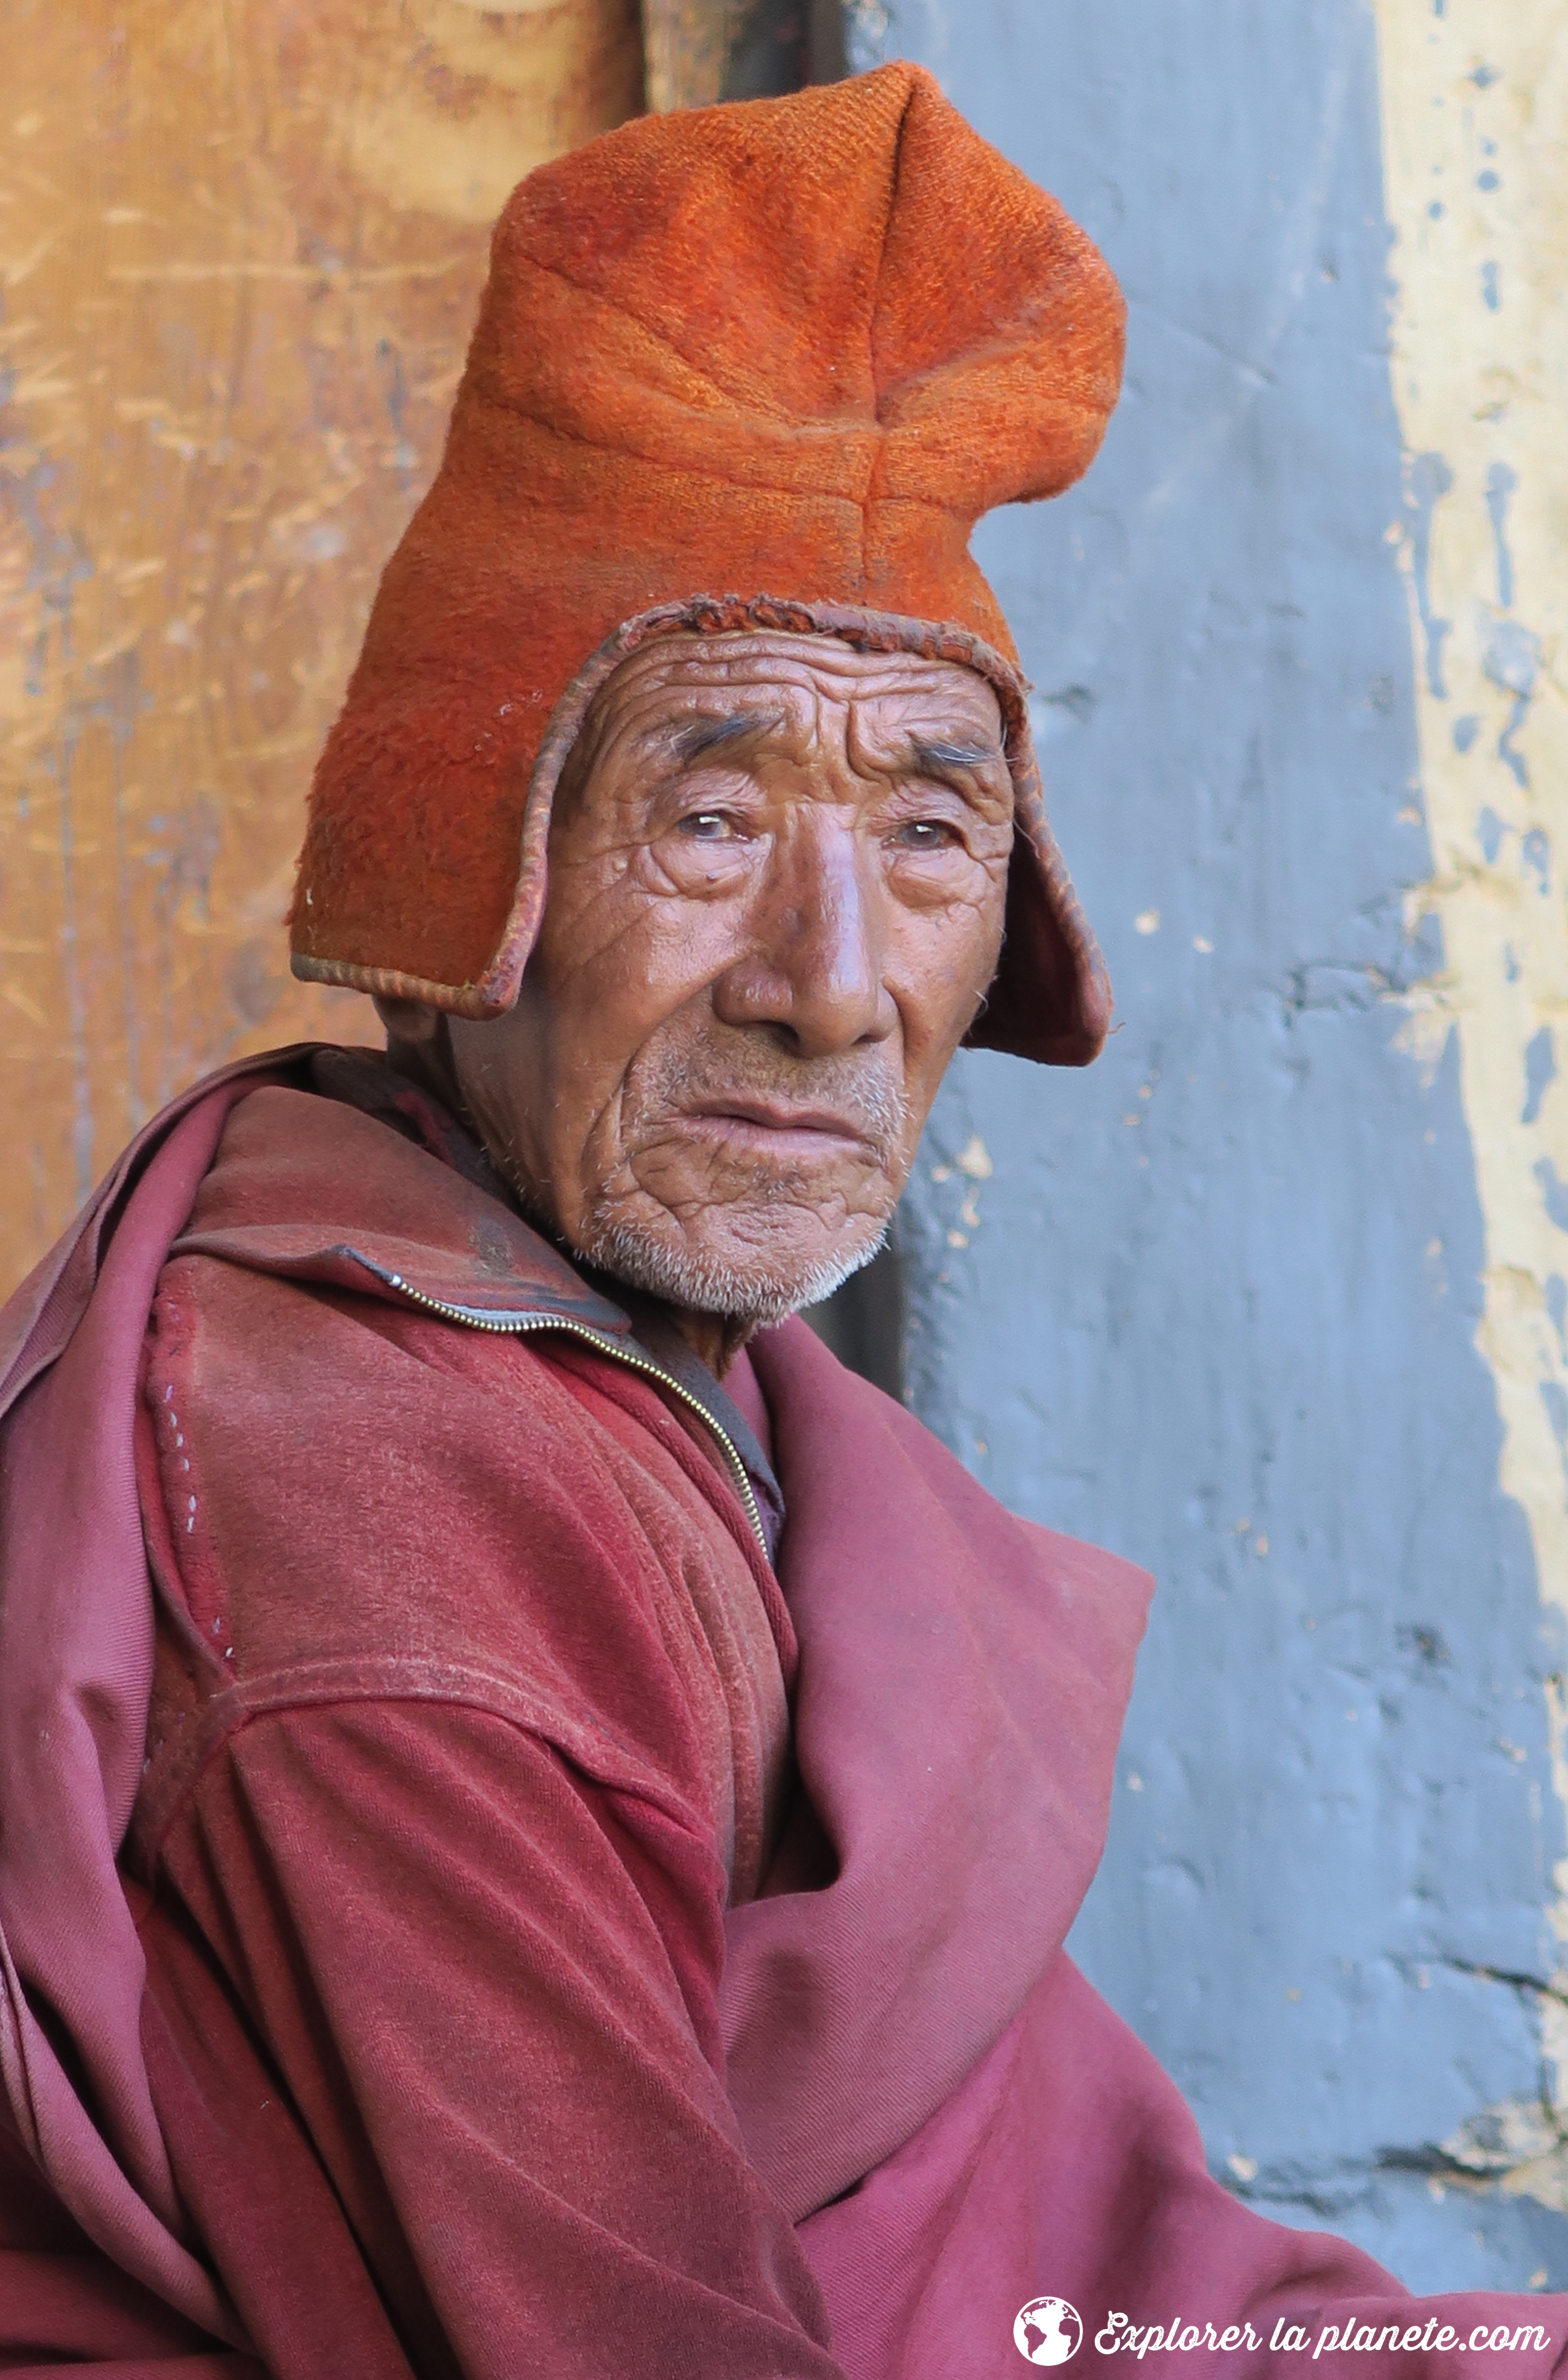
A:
[680,1114,870,1161]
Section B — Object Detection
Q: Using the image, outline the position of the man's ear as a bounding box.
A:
[372,993,445,1053]
[373,996,459,1107]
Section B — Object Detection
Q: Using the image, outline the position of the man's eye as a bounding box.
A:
[677,811,735,841]
[892,819,957,851]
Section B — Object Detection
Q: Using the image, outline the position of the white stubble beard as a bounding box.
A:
[577,1196,893,1326]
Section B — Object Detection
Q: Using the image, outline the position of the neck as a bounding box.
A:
[384,1019,464,1114]
[661,1305,753,1380]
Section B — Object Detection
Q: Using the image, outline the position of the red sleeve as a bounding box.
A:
[143,1697,844,2380]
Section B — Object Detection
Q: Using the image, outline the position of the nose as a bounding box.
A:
[710,812,895,1058]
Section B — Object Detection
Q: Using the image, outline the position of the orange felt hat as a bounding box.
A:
[290,62,1125,1063]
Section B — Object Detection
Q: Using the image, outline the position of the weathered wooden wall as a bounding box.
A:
[0,0,642,1294]
[644,0,814,108]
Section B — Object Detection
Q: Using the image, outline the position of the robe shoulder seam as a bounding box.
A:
[128,1654,712,1883]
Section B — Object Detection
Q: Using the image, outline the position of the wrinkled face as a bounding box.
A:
[447,629,1014,1324]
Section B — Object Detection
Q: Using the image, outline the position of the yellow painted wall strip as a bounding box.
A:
[1372,0,1568,2179]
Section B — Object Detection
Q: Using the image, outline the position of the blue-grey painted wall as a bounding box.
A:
[852,0,1568,2291]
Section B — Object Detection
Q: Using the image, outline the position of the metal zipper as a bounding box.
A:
[377,1268,770,1561]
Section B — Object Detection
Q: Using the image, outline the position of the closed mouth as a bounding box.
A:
[679,1099,881,1157]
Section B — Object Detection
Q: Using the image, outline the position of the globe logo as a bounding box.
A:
[1014,2297,1083,2365]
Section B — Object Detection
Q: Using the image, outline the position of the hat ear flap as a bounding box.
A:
[964,751,1111,1065]
[966,833,1112,1066]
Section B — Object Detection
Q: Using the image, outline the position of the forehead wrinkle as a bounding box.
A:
[670,708,786,767]
[910,735,1006,775]
[844,682,1005,786]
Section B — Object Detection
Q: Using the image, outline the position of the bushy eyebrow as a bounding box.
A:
[670,710,784,766]
[909,735,1007,777]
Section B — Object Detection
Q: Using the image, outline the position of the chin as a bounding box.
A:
[580,1208,890,1327]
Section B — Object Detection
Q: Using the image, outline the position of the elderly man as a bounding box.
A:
[1,62,1564,2380]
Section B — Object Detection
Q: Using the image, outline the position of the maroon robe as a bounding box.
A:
[0,1051,1563,2376]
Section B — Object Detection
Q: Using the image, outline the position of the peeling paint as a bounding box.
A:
[1373,0,1568,2207]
